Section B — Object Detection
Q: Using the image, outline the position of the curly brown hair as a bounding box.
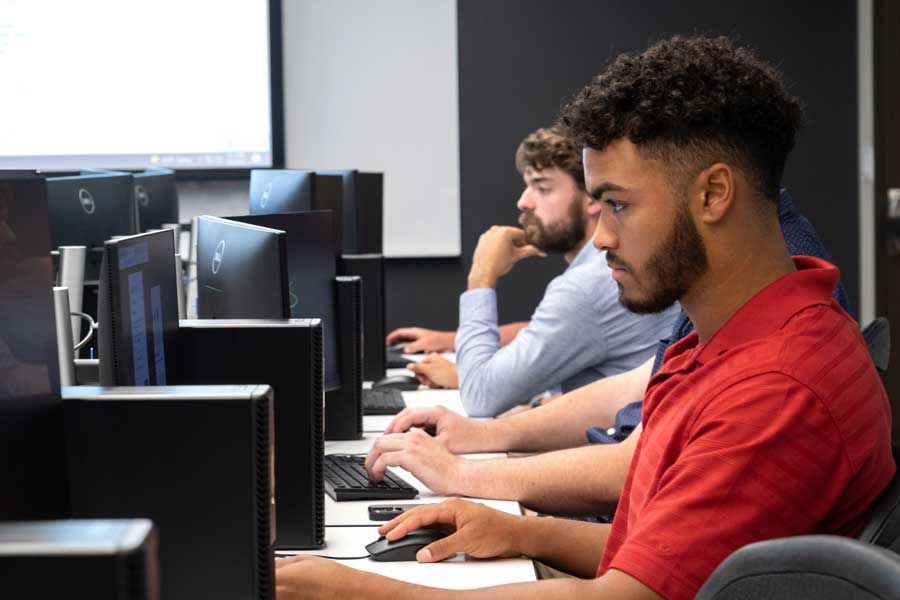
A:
[560,35,804,202]
[514,126,586,191]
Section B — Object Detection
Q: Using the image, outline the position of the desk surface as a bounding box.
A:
[289,385,537,588]
[284,525,536,589]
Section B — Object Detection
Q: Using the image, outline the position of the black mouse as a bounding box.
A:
[372,374,420,391]
[365,528,448,562]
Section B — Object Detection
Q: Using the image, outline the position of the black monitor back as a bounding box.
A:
[196,216,290,319]
[173,319,325,549]
[46,172,136,250]
[228,211,340,390]
[339,254,386,381]
[316,170,382,254]
[97,230,180,386]
[0,519,159,600]
[133,169,179,232]
[249,169,314,215]
[64,385,275,600]
[0,172,70,520]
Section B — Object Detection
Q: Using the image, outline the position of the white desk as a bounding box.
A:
[288,387,537,588]
[284,526,536,589]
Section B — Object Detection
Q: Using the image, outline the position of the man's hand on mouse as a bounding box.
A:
[378,499,525,563]
[380,405,490,454]
[467,225,545,290]
[365,428,466,495]
[407,353,458,389]
[385,327,455,354]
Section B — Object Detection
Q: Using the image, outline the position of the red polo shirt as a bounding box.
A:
[598,256,895,600]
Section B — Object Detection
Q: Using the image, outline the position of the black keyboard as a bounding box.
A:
[323,454,419,501]
[363,388,407,415]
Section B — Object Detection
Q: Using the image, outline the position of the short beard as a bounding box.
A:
[518,194,586,254]
[618,200,708,314]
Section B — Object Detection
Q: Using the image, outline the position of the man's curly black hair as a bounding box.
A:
[560,35,804,203]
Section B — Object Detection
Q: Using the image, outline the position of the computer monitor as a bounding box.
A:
[196,216,290,320]
[97,229,180,386]
[46,172,137,251]
[133,168,179,232]
[248,168,315,215]
[317,169,383,254]
[64,384,275,600]
[0,171,70,520]
[0,519,159,600]
[229,211,340,390]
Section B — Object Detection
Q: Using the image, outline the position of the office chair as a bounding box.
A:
[862,317,890,374]
[696,535,900,600]
[857,445,900,553]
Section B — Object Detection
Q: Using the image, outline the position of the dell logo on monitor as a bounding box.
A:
[78,188,95,215]
[135,184,150,207]
[260,181,273,209]
[212,240,226,274]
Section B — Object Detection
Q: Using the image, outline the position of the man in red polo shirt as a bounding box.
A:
[274,35,895,600]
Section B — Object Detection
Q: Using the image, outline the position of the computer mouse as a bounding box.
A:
[372,374,420,391]
[365,528,448,562]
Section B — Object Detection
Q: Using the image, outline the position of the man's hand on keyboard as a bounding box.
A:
[381,405,489,454]
[407,353,459,389]
[365,428,466,496]
[385,327,455,354]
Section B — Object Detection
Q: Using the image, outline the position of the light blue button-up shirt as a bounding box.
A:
[455,241,680,417]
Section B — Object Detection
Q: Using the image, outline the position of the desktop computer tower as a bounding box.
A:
[172,319,325,550]
[0,519,159,600]
[326,276,363,440]
[339,254,386,381]
[354,172,383,254]
[313,173,344,252]
[63,385,275,600]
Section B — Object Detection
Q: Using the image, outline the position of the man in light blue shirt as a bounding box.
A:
[406,127,678,417]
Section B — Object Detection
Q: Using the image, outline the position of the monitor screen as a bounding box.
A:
[196,216,290,320]
[134,168,179,232]
[230,211,340,390]
[249,169,315,215]
[0,1,277,172]
[46,172,136,250]
[0,171,70,519]
[100,229,180,386]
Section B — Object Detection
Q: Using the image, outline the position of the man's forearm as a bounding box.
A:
[483,356,653,453]
[457,434,637,515]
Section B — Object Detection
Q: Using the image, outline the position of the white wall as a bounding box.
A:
[281,0,461,258]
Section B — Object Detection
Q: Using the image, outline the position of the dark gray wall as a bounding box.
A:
[386,0,859,332]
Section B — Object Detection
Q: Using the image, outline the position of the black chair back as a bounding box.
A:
[862,317,891,374]
[697,535,900,600]
[857,446,900,553]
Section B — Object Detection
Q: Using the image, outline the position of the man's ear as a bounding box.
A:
[693,163,734,225]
